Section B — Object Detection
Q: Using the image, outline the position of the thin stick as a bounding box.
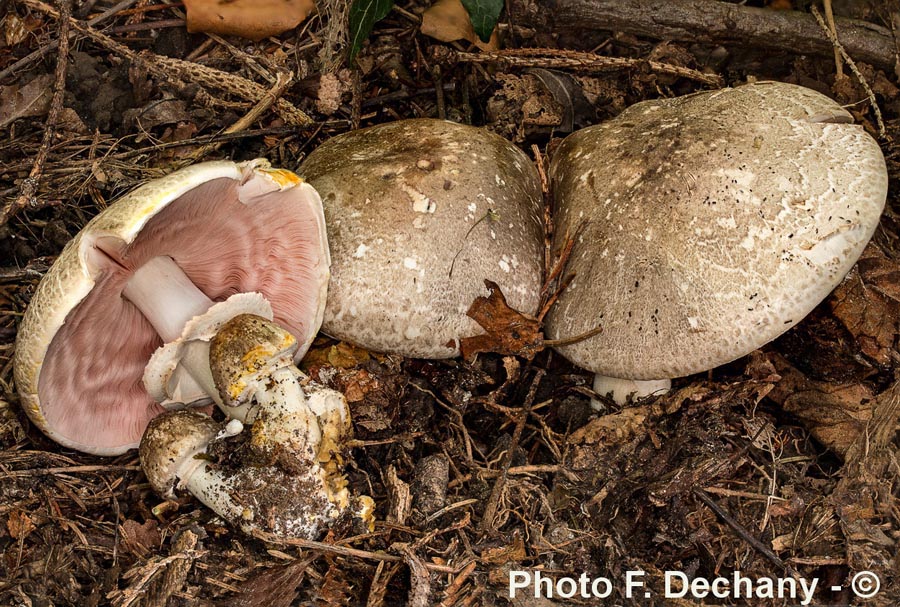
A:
[441,47,724,87]
[542,325,603,348]
[811,5,885,138]
[694,488,801,579]
[478,368,545,534]
[822,0,843,79]
[248,529,460,573]
[0,0,72,227]
[20,0,313,127]
[0,0,139,82]
[179,70,294,165]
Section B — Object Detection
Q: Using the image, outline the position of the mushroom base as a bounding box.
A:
[592,376,671,408]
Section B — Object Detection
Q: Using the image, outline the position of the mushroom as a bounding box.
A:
[139,314,373,539]
[545,81,888,404]
[139,409,249,522]
[15,159,330,454]
[298,118,544,358]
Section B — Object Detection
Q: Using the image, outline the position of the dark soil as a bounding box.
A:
[1,1,899,606]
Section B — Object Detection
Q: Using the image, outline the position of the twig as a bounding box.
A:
[542,324,602,348]
[19,0,313,127]
[531,143,552,296]
[0,0,71,228]
[107,550,208,607]
[247,529,459,573]
[693,488,802,580]
[822,0,843,79]
[0,464,142,478]
[439,561,477,607]
[550,0,897,70]
[179,70,295,165]
[398,545,431,607]
[478,368,545,534]
[0,0,139,82]
[438,47,724,87]
[811,5,886,139]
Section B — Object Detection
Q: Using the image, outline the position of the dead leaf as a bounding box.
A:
[183,0,315,41]
[480,536,526,564]
[6,509,35,540]
[119,519,161,558]
[217,558,313,607]
[524,68,595,133]
[302,341,372,371]
[384,465,412,525]
[124,98,192,131]
[830,243,900,365]
[421,0,499,51]
[457,280,544,360]
[2,13,41,47]
[766,354,875,456]
[332,367,403,432]
[0,73,54,129]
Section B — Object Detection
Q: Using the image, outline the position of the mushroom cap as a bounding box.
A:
[298,118,544,358]
[209,313,299,408]
[14,160,330,455]
[545,81,888,380]
[139,409,221,499]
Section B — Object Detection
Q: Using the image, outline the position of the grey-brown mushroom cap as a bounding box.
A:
[139,409,222,498]
[298,119,544,358]
[545,81,888,380]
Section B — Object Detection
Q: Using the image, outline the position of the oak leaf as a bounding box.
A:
[457,280,543,360]
[421,0,499,51]
[183,0,315,41]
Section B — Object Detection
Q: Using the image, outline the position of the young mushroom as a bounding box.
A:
[545,81,888,404]
[15,160,330,454]
[140,314,373,539]
[298,118,544,358]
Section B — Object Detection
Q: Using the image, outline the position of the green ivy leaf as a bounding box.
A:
[348,0,394,63]
[460,0,503,43]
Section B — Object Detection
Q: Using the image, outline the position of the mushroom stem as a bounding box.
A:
[123,256,214,343]
[177,457,248,522]
[252,366,322,453]
[123,256,222,405]
[592,375,671,408]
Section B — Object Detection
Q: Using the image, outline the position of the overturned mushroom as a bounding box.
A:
[545,82,888,404]
[15,160,329,454]
[298,118,544,357]
[140,314,373,539]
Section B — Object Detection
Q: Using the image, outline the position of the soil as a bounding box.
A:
[1,0,899,606]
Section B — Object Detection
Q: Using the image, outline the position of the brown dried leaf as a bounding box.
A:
[183,0,315,41]
[314,558,354,606]
[384,465,411,525]
[524,68,595,133]
[421,0,499,51]
[766,354,875,456]
[480,536,526,564]
[830,243,900,365]
[119,519,161,558]
[220,559,312,607]
[2,13,42,47]
[332,367,402,432]
[315,342,373,370]
[6,509,35,540]
[457,280,543,360]
[0,73,54,129]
